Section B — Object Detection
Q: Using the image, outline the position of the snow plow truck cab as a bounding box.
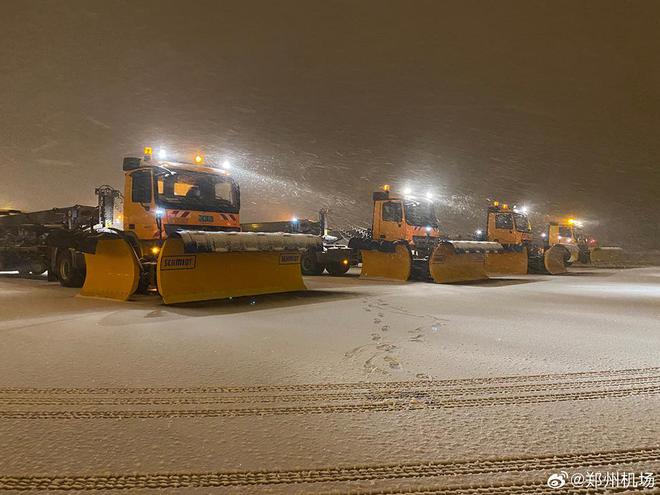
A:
[481,202,574,276]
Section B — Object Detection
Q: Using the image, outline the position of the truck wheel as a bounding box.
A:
[57,250,85,288]
[301,252,324,275]
[326,261,350,276]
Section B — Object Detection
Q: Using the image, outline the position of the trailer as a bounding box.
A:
[241,209,356,276]
[1,149,322,304]
[0,205,98,285]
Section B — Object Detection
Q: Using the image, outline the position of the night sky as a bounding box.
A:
[1,1,658,248]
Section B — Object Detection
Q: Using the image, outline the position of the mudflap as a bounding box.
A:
[80,238,140,301]
[359,243,412,281]
[157,238,307,304]
[428,243,489,283]
[590,247,625,267]
[485,246,528,275]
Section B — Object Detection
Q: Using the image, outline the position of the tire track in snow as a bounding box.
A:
[2,375,659,406]
[316,482,650,494]
[1,384,658,419]
[1,447,657,491]
[1,366,658,395]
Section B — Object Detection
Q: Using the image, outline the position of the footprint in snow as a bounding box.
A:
[345,344,369,359]
[376,343,397,352]
[384,356,401,369]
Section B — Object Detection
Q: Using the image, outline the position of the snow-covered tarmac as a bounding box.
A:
[0,267,658,493]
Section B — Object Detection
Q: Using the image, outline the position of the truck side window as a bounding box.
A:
[382,201,403,222]
[495,213,513,230]
[131,170,152,203]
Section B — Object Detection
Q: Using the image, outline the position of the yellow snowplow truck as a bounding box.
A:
[481,202,573,275]
[79,149,320,304]
[483,202,532,275]
[582,239,625,267]
[569,228,626,268]
[348,186,502,283]
[546,220,581,265]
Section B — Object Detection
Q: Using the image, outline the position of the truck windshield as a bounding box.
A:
[404,201,438,228]
[559,226,573,238]
[513,213,531,232]
[155,170,239,213]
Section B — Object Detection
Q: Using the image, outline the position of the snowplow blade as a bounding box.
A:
[590,247,625,267]
[429,241,502,283]
[529,244,569,275]
[485,246,529,275]
[157,231,321,304]
[80,237,140,301]
[359,242,412,281]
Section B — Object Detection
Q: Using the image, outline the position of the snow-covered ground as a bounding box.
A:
[0,267,658,493]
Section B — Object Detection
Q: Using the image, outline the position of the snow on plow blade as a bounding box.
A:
[590,246,625,267]
[80,237,140,301]
[485,246,529,275]
[157,231,321,304]
[429,241,502,283]
[359,242,412,281]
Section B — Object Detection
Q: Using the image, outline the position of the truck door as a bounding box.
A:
[123,169,157,239]
[488,212,516,244]
[373,200,405,242]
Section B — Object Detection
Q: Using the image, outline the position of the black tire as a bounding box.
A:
[326,261,350,276]
[57,250,85,288]
[301,251,324,275]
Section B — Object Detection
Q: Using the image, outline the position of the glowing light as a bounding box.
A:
[383,184,391,192]
[425,226,432,233]
[222,160,231,170]
[342,259,349,265]
[403,187,412,196]
[521,206,529,214]
[476,229,483,236]
[425,191,433,200]
[151,246,160,255]
[291,216,298,223]
[158,149,167,160]
[155,208,165,218]
[194,154,203,164]
[541,233,547,238]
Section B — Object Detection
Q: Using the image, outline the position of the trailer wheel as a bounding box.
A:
[301,251,324,275]
[326,261,350,276]
[57,250,84,288]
